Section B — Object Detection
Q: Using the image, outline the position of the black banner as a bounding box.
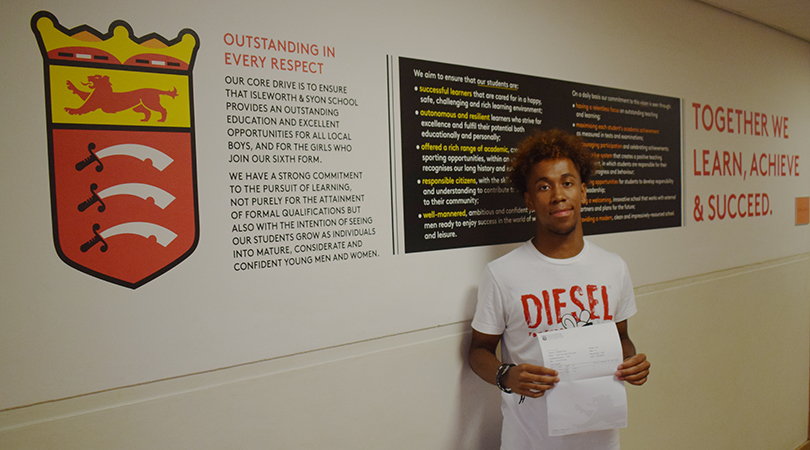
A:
[399,57,681,253]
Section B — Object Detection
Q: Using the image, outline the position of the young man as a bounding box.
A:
[469,129,650,450]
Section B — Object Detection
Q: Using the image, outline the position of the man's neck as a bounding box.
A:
[531,228,584,259]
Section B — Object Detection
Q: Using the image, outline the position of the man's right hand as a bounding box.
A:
[503,364,559,398]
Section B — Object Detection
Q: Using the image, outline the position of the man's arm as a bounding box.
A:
[615,320,650,385]
[468,329,558,398]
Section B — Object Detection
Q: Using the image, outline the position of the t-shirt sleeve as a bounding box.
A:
[471,265,507,336]
[613,258,637,322]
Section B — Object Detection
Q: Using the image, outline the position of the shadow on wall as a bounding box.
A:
[447,285,503,450]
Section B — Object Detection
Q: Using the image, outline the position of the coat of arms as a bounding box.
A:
[32,11,200,288]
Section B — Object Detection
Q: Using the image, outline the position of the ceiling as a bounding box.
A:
[698,0,810,42]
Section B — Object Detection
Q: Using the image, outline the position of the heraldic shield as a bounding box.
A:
[32,11,200,289]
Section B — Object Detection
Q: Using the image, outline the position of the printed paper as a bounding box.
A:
[538,323,627,436]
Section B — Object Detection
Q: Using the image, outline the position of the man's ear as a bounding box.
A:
[581,182,587,204]
[524,191,534,211]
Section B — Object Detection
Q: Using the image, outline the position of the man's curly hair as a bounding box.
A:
[508,129,598,196]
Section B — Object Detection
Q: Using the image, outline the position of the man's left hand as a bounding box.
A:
[616,353,650,385]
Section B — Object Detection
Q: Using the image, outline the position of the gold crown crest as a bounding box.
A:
[32,11,199,69]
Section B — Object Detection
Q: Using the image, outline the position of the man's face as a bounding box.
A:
[523,157,587,236]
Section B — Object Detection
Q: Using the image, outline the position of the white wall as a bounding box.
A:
[1,0,809,448]
[1,257,807,449]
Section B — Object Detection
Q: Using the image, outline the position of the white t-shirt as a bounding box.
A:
[472,239,637,450]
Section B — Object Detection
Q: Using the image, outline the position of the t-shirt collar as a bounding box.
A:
[525,239,589,265]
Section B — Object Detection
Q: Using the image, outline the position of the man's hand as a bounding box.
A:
[503,363,559,398]
[468,330,559,398]
[616,353,650,385]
